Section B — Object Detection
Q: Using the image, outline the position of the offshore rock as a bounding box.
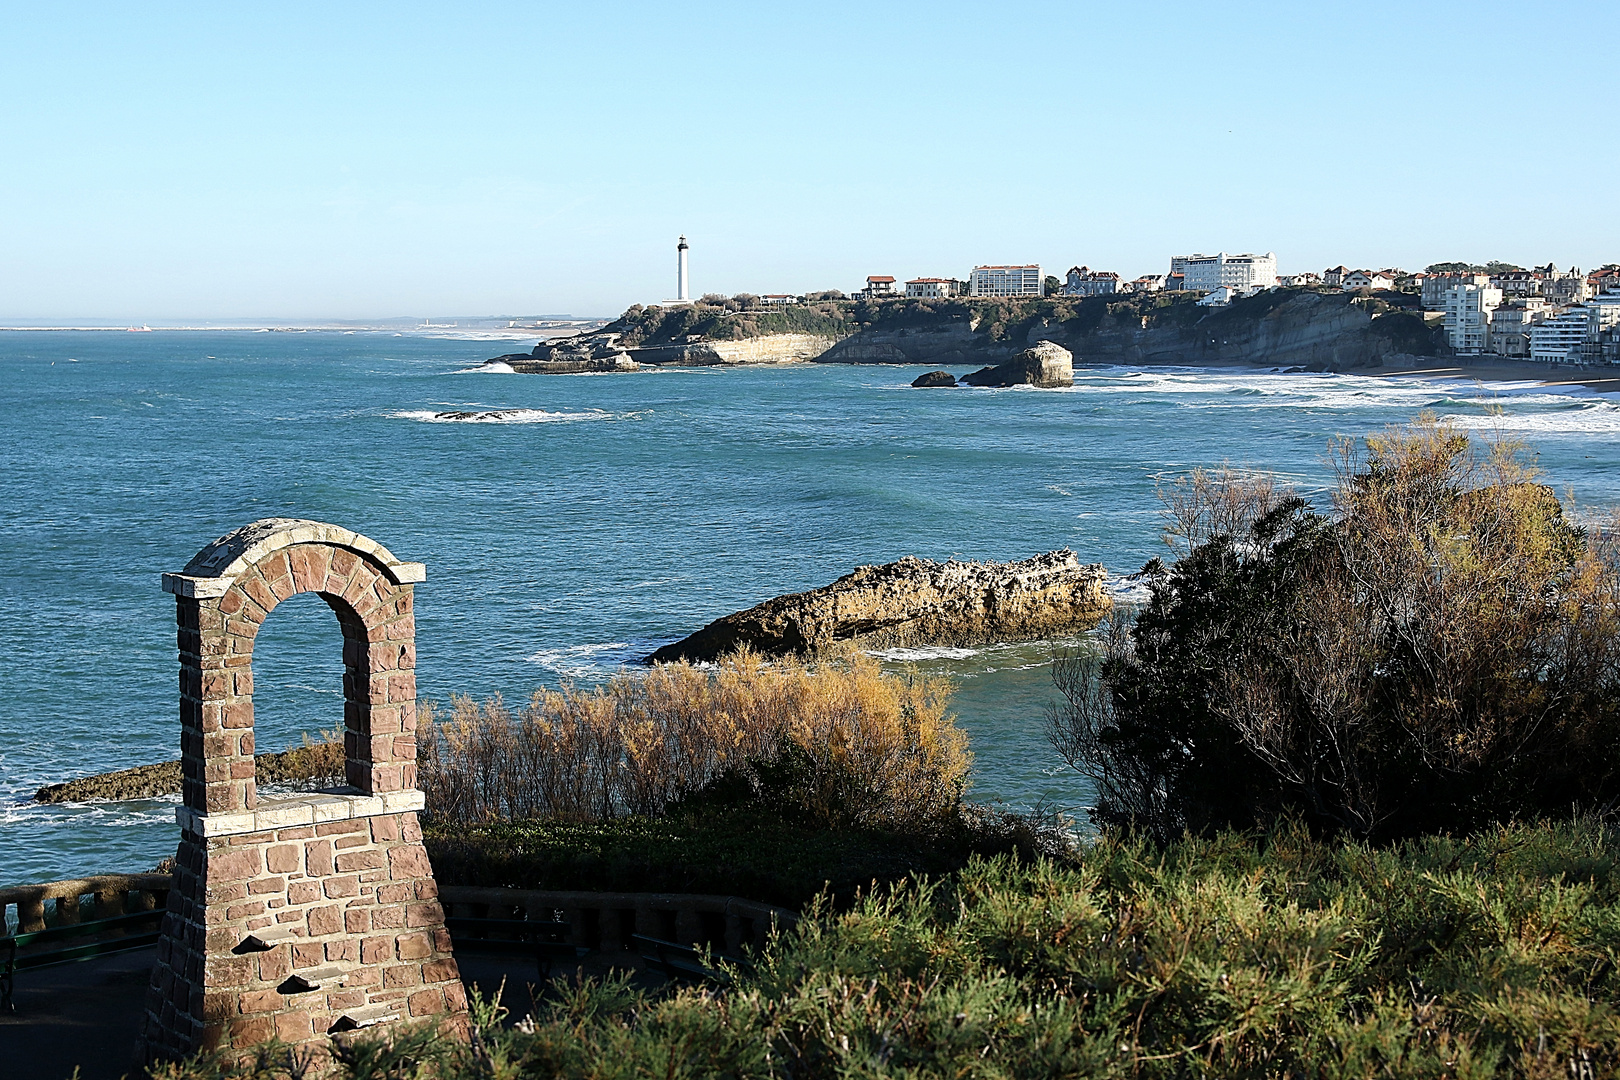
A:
[646,549,1110,663]
[911,370,957,387]
[961,340,1074,388]
[484,332,640,373]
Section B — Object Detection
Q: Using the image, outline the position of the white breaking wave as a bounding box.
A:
[1441,401,1620,435]
[391,407,623,424]
[454,361,515,374]
[528,641,647,679]
[867,645,982,662]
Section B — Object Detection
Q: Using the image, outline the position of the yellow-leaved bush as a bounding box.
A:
[417,648,969,834]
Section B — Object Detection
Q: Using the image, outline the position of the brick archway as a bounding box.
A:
[143,519,464,1064]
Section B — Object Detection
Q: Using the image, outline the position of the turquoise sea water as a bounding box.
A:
[6,330,1620,888]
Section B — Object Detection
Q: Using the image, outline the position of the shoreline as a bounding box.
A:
[1350,357,1620,395]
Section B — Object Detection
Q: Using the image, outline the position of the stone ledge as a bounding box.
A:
[176,788,425,837]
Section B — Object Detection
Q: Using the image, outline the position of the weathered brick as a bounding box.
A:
[248,877,283,896]
[335,849,384,872]
[305,840,334,877]
[325,938,358,963]
[287,881,321,905]
[239,989,283,1015]
[257,949,291,983]
[406,901,444,928]
[275,1010,312,1043]
[407,987,444,1018]
[421,958,459,984]
[266,844,300,873]
[384,964,422,989]
[291,942,324,968]
[360,936,392,965]
[226,901,266,921]
[388,847,431,880]
[396,932,432,960]
[316,819,368,836]
[230,1015,274,1046]
[307,905,342,937]
[324,875,360,899]
[333,834,369,851]
[344,908,371,934]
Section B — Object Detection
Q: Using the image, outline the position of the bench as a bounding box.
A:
[632,933,736,986]
[443,916,588,981]
[2,908,165,1012]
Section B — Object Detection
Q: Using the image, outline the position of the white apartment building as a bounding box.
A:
[862,275,897,298]
[904,278,959,299]
[1530,308,1595,362]
[1170,252,1277,294]
[969,265,1043,297]
[1442,283,1502,354]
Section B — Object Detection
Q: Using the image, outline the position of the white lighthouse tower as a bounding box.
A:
[676,235,690,302]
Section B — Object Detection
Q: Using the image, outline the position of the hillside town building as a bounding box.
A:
[904,278,961,299]
[969,265,1042,297]
[1171,252,1277,294]
[1488,299,1549,358]
[1442,282,1502,354]
[1343,270,1396,290]
[862,275,897,298]
[1121,274,1165,293]
[1062,266,1120,297]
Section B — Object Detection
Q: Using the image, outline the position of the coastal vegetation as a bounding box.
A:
[1048,417,1620,842]
[156,818,1620,1078]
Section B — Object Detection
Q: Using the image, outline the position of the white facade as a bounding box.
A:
[1063,266,1119,296]
[1171,252,1277,294]
[863,275,897,298]
[1530,308,1595,362]
[905,278,958,299]
[1442,283,1502,354]
[1423,272,1490,311]
[969,265,1042,297]
[1197,286,1239,307]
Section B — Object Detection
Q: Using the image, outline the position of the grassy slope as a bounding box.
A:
[171,818,1620,1078]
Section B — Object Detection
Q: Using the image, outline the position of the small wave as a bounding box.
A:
[528,641,647,678]
[453,361,515,374]
[391,408,620,424]
[868,645,982,662]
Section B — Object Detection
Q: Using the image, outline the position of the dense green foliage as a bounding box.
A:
[607,301,854,346]
[424,803,1061,909]
[157,819,1620,1078]
[1049,421,1620,842]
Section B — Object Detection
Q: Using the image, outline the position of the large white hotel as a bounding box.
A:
[1170,252,1278,293]
[969,265,1043,297]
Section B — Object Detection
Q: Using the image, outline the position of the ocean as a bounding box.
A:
[5,329,1620,888]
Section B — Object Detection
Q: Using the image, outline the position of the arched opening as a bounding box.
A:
[248,590,348,793]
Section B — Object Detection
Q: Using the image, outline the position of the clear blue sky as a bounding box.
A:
[4,1,1616,320]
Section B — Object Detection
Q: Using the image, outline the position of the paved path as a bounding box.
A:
[1,946,665,1080]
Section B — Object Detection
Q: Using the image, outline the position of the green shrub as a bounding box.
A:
[155,819,1620,1078]
[1048,419,1620,841]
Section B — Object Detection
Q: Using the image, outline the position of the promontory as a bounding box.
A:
[646,549,1111,663]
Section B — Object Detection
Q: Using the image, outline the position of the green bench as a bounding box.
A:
[631,933,736,987]
[443,915,588,980]
[2,907,166,1012]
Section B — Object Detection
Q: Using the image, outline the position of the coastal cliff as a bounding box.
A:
[815,289,1444,371]
[646,550,1111,663]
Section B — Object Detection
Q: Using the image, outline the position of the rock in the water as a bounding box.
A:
[960,340,1074,388]
[911,370,957,387]
[485,332,640,373]
[646,549,1110,663]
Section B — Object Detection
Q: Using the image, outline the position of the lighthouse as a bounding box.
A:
[676,235,690,302]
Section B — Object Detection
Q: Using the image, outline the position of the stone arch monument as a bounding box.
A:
[142,519,465,1063]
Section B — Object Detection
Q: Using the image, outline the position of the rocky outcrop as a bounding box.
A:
[630,333,840,366]
[961,341,1074,388]
[34,741,343,803]
[911,370,957,387]
[646,550,1110,663]
[486,330,841,372]
[483,331,639,373]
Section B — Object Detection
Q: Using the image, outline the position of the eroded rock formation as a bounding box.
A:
[911,370,957,387]
[646,550,1110,663]
[961,341,1074,388]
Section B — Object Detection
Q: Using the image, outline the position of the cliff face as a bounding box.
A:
[628,333,841,366]
[817,290,1443,371]
[488,331,840,371]
[646,550,1111,663]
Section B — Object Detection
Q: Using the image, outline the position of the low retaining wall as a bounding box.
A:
[1,874,172,934]
[4,874,794,960]
[439,887,795,958]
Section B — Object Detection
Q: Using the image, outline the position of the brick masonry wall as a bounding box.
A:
[144,523,462,1065]
[144,810,464,1059]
